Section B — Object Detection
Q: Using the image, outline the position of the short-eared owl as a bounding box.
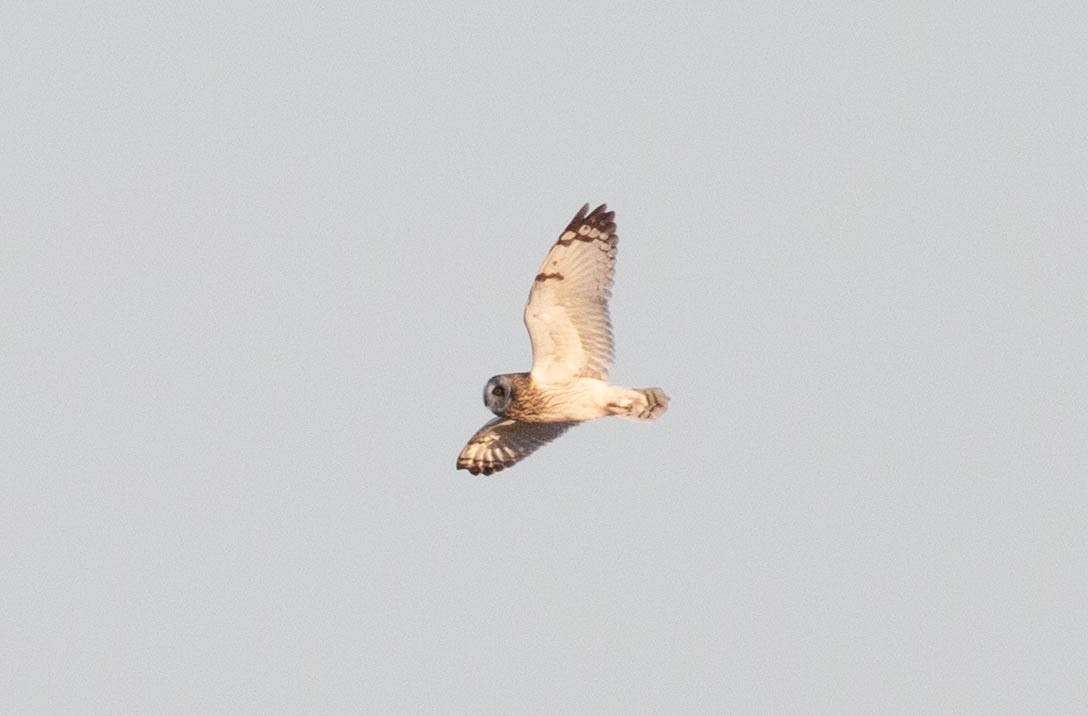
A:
[457,203,669,475]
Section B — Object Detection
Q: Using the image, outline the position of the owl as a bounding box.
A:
[457,203,669,475]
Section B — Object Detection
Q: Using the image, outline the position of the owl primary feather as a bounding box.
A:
[457,203,669,475]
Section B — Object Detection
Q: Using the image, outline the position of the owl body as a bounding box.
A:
[486,373,617,423]
[457,203,669,476]
[489,367,665,424]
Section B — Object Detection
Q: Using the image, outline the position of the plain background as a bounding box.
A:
[3,3,1086,712]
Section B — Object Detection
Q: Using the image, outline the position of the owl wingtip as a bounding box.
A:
[456,460,498,476]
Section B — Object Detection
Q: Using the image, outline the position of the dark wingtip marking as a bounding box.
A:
[558,202,617,246]
[458,460,506,476]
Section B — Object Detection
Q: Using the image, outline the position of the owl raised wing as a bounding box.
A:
[523,204,618,384]
[457,417,578,475]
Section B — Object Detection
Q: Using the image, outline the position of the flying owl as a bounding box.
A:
[457,203,669,476]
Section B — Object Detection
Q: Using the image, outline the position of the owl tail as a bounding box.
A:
[607,386,670,421]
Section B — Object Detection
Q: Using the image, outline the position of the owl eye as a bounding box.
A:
[492,385,506,398]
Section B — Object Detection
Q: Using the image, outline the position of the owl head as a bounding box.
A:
[483,374,515,416]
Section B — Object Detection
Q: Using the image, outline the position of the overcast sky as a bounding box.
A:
[3,3,1086,712]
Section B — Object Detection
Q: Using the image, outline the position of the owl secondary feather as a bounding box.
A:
[457,203,669,476]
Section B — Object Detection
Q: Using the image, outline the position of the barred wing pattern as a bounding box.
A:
[523,204,618,384]
[457,418,578,476]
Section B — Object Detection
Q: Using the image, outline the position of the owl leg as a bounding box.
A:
[604,386,670,421]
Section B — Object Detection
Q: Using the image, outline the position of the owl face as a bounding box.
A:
[483,374,514,416]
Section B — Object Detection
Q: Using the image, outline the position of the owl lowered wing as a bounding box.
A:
[523,204,618,384]
[457,417,577,475]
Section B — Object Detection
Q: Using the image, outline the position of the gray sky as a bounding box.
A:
[3,3,1086,712]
